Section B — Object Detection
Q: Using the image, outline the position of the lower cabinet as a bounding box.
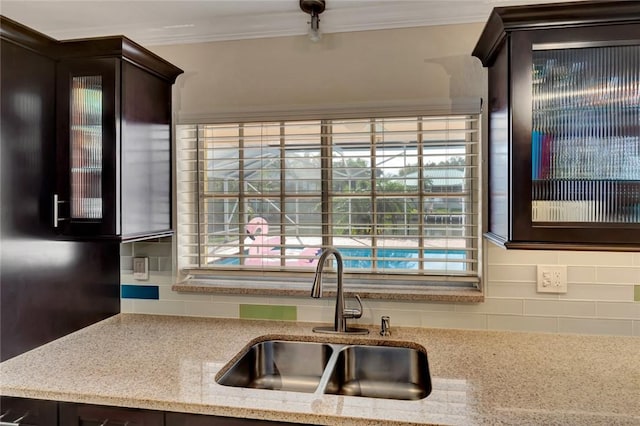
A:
[59,403,164,426]
[0,396,58,426]
[165,412,309,425]
[1,398,307,426]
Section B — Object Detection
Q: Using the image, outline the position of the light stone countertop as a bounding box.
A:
[1,314,639,425]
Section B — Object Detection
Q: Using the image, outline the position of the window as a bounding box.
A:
[177,115,480,288]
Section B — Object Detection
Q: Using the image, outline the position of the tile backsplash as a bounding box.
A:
[120,238,173,273]
[120,239,640,337]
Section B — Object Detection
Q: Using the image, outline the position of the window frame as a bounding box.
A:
[175,111,483,300]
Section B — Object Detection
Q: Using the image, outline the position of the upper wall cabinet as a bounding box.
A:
[54,38,183,241]
[473,1,640,251]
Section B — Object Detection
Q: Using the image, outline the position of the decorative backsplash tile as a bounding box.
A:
[596,301,639,319]
[121,284,159,300]
[121,244,133,256]
[239,304,297,321]
[595,267,640,284]
[524,300,597,317]
[558,318,634,336]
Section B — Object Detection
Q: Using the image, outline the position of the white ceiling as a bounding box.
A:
[0,0,582,46]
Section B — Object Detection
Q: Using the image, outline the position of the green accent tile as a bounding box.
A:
[634,285,640,302]
[239,304,297,321]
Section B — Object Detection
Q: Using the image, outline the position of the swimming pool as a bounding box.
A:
[214,247,467,271]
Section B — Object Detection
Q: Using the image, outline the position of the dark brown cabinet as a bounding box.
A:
[165,412,306,425]
[2,13,181,362]
[1,16,121,362]
[0,397,58,425]
[55,38,182,242]
[0,398,308,426]
[473,1,640,250]
[59,403,164,426]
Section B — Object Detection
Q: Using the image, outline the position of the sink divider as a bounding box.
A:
[313,343,347,395]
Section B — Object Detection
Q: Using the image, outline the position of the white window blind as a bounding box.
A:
[177,115,480,286]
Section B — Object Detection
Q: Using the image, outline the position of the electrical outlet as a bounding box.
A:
[133,257,149,280]
[537,265,567,293]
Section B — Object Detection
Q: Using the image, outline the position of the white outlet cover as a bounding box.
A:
[537,265,567,294]
[133,257,149,280]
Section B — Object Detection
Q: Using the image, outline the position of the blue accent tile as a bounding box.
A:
[121,284,159,300]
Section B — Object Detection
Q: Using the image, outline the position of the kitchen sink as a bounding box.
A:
[324,345,431,400]
[216,340,333,393]
[216,338,432,400]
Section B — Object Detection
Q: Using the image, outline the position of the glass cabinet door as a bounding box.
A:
[70,75,103,220]
[56,58,117,237]
[531,44,640,224]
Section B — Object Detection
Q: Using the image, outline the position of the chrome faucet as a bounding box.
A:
[310,247,369,334]
[380,315,391,336]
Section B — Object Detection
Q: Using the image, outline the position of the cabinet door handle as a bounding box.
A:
[99,419,109,426]
[0,410,29,425]
[53,193,68,228]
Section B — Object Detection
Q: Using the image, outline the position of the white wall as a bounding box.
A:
[152,23,485,122]
[121,23,640,337]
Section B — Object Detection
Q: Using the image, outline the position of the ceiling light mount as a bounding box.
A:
[300,0,326,42]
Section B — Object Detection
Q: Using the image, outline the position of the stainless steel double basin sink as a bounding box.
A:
[216,338,431,400]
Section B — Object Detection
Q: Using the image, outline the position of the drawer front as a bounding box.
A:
[59,403,163,426]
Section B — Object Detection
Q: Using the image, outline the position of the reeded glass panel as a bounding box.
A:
[532,45,640,223]
[70,76,102,219]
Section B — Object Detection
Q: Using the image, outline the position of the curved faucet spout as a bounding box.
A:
[310,247,368,335]
[310,247,342,299]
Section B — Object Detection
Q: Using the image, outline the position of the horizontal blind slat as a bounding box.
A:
[177,115,480,280]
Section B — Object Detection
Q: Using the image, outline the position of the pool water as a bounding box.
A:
[341,248,465,270]
[215,247,466,271]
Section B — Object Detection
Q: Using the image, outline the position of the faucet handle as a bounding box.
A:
[343,294,363,319]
